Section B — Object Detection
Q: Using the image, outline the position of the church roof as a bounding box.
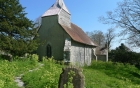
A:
[42,0,70,17]
[60,23,97,47]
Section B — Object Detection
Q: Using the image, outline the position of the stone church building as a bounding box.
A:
[37,0,97,65]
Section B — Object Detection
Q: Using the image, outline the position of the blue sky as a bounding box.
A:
[20,0,130,50]
[19,0,122,32]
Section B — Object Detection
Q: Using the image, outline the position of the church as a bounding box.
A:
[37,0,97,65]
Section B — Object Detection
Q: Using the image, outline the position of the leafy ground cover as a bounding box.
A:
[83,61,140,88]
[0,54,39,88]
[22,58,63,88]
[0,55,140,88]
[0,55,63,88]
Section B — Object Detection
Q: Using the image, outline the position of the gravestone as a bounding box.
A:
[58,66,85,88]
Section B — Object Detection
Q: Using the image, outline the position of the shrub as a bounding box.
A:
[109,43,140,65]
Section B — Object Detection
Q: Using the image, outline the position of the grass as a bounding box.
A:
[0,55,63,88]
[0,55,140,88]
[22,58,63,88]
[0,54,39,88]
[83,61,140,88]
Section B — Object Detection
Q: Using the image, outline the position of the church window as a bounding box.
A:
[64,51,70,62]
[46,44,52,58]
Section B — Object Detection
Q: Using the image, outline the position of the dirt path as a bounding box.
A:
[15,74,24,88]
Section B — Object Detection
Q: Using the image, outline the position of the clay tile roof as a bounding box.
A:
[60,23,97,47]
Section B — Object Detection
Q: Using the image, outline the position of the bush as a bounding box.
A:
[109,43,140,65]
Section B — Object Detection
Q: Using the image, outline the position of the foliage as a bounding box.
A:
[83,60,140,88]
[109,43,140,65]
[100,0,140,47]
[64,70,75,88]
[0,0,38,56]
[27,54,39,65]
[0,55,38,88]
[0,54,140,88]
[22,57,63,88]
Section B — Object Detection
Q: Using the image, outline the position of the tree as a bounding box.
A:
[86,30,105,55]
[86,28,116,51]
[109,43,140,65]
[87,30,105,47]
[105,28,116,51]
[100,0,140,47]
[0,0,38,57]
[116,43,131,52]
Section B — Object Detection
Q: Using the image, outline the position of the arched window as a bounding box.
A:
[46,44,52,58]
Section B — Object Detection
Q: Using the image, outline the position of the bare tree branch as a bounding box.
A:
[100,0,140,47]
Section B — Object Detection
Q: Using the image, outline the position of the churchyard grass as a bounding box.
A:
[0,55,140,88]
[22,57,63,88]
[83,61,140,88]
[0,55,39,88]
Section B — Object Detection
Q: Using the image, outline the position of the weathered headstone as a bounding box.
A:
[58,66,85,88]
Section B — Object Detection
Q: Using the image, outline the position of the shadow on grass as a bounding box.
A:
[135,64,140,70]
[128,71,140,84]
[131,72,140,78]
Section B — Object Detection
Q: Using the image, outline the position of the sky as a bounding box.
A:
[19,0,123,32]
[20,0,138,51]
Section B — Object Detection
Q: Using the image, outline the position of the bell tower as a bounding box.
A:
[42,0,71,27]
